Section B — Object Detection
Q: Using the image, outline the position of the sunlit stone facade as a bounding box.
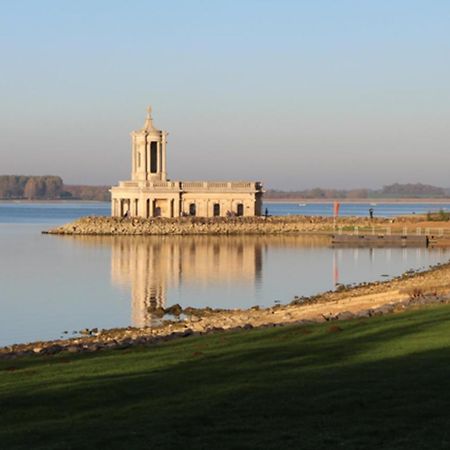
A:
[110,107,263,218]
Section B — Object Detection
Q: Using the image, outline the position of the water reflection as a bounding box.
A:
[110,235,328,327]
[58,234,448,328]
[67,235,329,327]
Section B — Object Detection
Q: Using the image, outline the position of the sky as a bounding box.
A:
[1,0,450,190]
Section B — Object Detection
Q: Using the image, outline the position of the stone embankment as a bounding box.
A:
[45,215,411,236]
[2,261,450,359]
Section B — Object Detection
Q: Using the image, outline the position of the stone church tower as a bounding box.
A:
[111,106,263,218]
[131,107,168,182]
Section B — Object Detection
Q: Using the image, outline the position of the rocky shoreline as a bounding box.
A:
[2,260,449,360]
[45,215,421,236]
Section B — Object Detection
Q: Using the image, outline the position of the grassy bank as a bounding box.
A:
[1,305,450,449]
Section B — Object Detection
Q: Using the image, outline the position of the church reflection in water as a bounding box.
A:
[111,236,265,327]
[109,235,328,327]
[63,234,329,328]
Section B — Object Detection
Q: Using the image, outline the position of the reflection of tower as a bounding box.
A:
[110,236,267,327]
[111,238,173,327]
[108,235,330,328]
[64,234,329,328]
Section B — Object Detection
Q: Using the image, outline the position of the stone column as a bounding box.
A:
[146,141,151,177]
[139,197,146,219]
[157,142,162,176]
[161,132,167,180]
[173,195,180,217]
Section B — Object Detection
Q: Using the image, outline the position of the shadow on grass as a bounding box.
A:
[1,306,450,450]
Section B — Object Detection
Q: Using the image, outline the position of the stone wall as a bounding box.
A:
[45,215,408,236]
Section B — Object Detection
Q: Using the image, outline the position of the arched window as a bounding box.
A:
[189,203,196,216]
[150,142,158,173]
[237,203,244,216]
[213,203,220,216]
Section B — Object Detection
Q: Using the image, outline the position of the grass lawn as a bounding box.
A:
[1,305,450,449]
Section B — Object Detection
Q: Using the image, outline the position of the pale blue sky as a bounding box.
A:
[1,0,450,189]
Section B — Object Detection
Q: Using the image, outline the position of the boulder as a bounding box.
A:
[336,311,355,321]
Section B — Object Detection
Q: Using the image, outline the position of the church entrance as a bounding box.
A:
[153,199,168,217]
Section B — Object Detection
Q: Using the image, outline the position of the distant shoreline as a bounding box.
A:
[2,198,450,204]
[0,199,108,204]
[264,198,450,204]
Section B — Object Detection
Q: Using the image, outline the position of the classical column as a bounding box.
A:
[161,132,167,180]
[173,195,180,217]
[157,142,162,176]
[146,140,150,177]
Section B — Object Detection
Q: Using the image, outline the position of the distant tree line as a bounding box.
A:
[0,176,64,200]
[266,183,449,199]
[0,175,110,201]
[1,177,448,201]
[63,184,110,202]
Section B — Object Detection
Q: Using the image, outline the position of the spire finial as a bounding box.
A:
[144,105,154,130]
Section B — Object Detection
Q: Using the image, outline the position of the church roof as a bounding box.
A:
[134,106,162,134]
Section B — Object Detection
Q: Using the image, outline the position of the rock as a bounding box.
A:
[67,345,81,353]
[372,305,394,316]
[356,309,371,318]
[206,327,224,334]
[309,315,327,323]
[243,323,253,330]
[165,304,183,316]
[182,328,194,337]
[321,313,335,321]
[149,306,165,318]
[87,344,103,352]
[44,345,63,355]
[336,311,355,321]
[115,342,132,350]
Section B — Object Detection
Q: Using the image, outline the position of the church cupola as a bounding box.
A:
[131,106,167,182]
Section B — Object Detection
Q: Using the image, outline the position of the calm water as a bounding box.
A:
[1,200,450,222]
[1,201,450,346]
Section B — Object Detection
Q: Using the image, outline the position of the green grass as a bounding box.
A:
[1,306,450,450]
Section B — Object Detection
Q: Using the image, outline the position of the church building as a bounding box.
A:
[110,107,263,218]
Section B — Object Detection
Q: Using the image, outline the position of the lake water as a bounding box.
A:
[1,201,450,347]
